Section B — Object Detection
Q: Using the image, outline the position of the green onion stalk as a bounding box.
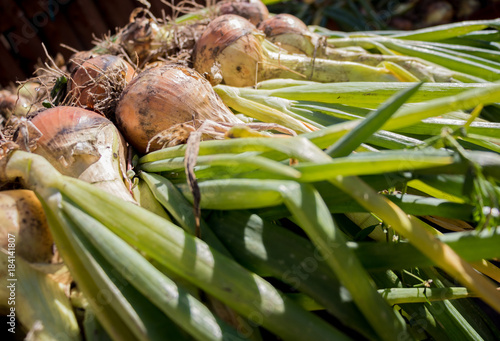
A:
[0,150,351,341]
[325,36,498,82]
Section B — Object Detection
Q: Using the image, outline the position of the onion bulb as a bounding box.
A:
[0,190,54,264]
[30,106,134,202]
[0,84,39,119]
[0,189,55,316]
[115,64,241,154]
[216,0,269,26]
[0,90,28,118]
[114,9,206,66]
[258,14,463,82]
[258,14,318,55]
[193,15,400,87]
[69,54,135,114]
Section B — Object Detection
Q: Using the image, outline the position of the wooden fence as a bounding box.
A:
[0,0,182,86]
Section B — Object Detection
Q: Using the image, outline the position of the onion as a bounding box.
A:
[0,87,36,118]
[258,14,317,55]
[0,90,24,118]
[0,189,55,316]
[114,9,206,66]
[258,14,461,82]
[0,190,54,264]
[216,0,269,26]
[30,106,134,202]
[69,54,135,114]
[193,15,399,87]
[115,64,241,154]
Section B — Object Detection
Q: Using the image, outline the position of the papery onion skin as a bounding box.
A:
[69,55,135,109]
[258,14,317,55]
[217,0,269,26]
[116,64,241,154]
[30,106,134,202]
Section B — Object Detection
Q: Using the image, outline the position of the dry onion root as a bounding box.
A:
[68,54,135,116]
[257,14,468,82]
[193,15,400,87]
[29,106,134,202]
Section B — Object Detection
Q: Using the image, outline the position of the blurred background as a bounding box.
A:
[1,0,499,86]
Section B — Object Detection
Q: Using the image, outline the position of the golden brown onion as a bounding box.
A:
[115,64,241,154]
[193,15,264,87]
[258,14,315,55]
[0,189,55,316]
[259,14,308,36]
[69,54,135,111]
[217,0,269,26]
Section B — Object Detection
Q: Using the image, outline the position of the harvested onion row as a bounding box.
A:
[193,15,401,87]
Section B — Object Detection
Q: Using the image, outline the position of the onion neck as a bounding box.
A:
[260,40,401,83]
[266,32,469,83]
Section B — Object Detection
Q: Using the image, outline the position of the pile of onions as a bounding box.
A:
[258,14,460,82]
[69,54,135,114]
[30,106,134,202]
[193,15,399,87]
[115,64,241,154]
